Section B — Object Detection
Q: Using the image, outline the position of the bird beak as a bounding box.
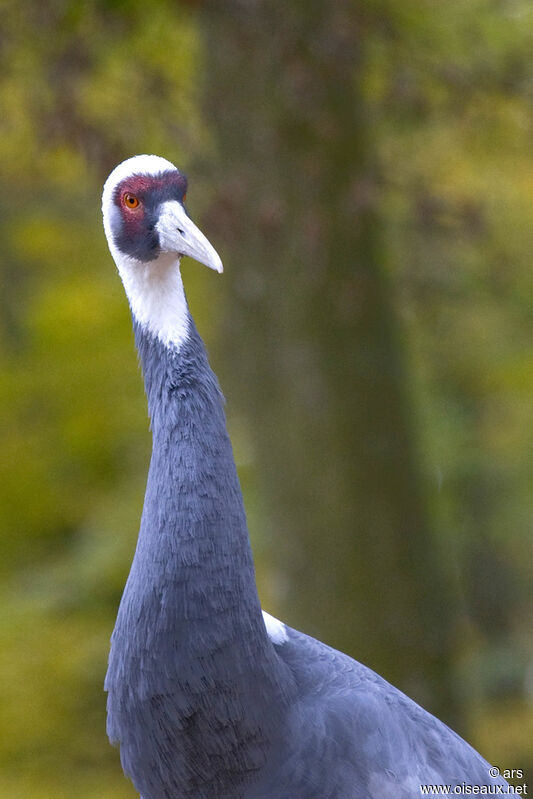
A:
[156,201,223,273]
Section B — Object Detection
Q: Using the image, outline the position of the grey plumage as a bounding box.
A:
[106,319,290,797]
[102,155,510,798]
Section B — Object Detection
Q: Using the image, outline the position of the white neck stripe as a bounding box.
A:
[114,249,190,349]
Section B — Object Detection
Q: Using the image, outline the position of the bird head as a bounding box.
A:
[102,154,223,274]
[102,155,223,347]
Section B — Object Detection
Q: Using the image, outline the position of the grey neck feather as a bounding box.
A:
[106,310,292,798]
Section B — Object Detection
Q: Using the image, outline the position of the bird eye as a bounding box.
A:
[123,193,140,209]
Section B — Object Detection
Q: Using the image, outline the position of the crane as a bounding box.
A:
[102,155,509,798]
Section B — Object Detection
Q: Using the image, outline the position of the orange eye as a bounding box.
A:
[124,193,139,209]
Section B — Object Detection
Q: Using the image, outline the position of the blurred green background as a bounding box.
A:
[1,1,532,796]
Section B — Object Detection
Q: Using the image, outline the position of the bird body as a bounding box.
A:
[102,155,509,798]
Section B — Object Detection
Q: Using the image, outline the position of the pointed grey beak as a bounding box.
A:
[156,201,223,273]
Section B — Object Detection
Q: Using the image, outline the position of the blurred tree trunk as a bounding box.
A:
[200,0,459,723]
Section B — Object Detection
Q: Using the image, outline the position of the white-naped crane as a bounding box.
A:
[102,154,509,798]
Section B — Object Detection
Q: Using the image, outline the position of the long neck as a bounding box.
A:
[133,311,265,646]
[107,274,292,794]
[128,309,279,676]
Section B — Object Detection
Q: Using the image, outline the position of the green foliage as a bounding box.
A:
[372,0,533,620]
[368,0,533,765]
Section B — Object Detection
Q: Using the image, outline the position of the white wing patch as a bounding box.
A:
[262,611,288,645]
